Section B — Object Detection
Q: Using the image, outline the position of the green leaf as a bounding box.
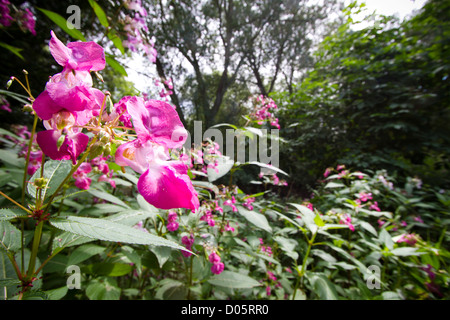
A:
[208,271,262,289]
[379,228,394,250]
[358,220,378,237]
[87,188,130,208]
[0,149,25,168]
[0,220,22,253]
[0,208,28,221]
[237,206,272,233]
[314,213,325,227]
[390,247,424,257]
[82,263,133,277]
[207,155,234,182]
[86,277,121,300]
[244,161,289,176]
[107,31,125,55]
[308,273,339,300]
[50,216,189,252]
[88,0,109,27]
[290,203,317,233]
[105,209,156,226]
[68,244,105,266]
[105,54,127,76]
[37,8,86,41]
[28,160,72,200]
[0,42,24,60]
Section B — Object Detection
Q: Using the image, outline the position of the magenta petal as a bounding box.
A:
[66,41,106,71]
[49,30,71,68]
[137,161,199,211]
[37,130,89,164]
[50,31,105,71]
[33,90,64,120]
[114,140,148,174]
[126,97,187,148]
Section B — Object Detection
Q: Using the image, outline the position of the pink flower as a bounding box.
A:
[211,261,225,275]
[114,97,199,211]
[33,32,107,164]
[323,167,332,178]
[209,252,224,275]
[340,214,355,231]
[396,233,418,246]
[0,0,13,27]
[414,216,424,224]
[208,252,221,264]
[167,210,179,232]
[181,234,194,257]
[369,201,381,212]
[49,30,105,72]
[358,192,373,202]
[73,162,92,190]
[37,129,89,165]
[27,150,43,175]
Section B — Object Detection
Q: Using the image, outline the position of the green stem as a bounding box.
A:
[21,113,38,206]
[293,231,317,300]
[26,221,43,278]
[42,136,98,215]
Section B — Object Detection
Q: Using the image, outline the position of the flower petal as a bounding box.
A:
[137,161,199,211]
[37,130,89,164]
[125,97,187,148]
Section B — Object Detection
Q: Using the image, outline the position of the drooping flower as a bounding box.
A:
[72,162,92,190]
[115,97,198,211]
[166,210,179,232]
[33,31,106,164]
[181,234,194,257]
[208,252,224,275]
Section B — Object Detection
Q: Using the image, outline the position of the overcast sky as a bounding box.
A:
[347,0,427,19]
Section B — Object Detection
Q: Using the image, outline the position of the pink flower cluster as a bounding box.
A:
[242,197,255,210]
[0,1,35,35]
[121,0,157,63]
[181,234,195,257]
[32,31,199,211]
[180,140,223,176]
[396,233,419,246]
[258,172,288,186]
[72,156,116,190]
[250,95,280,129]
[339,214,355,231]
[166,210,179,232]
[155,78,173,102]
[208,252,225,275]
[259,238,273,256]
[0,95,12,112]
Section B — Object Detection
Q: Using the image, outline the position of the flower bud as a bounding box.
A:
[34,177,49,188]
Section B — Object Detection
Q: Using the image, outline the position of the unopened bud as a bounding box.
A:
[22,104,33,113]
[94,71,104,82]
[22,69,29,75]
[6,79,13,89]
[99,131,110,144]
[56,134,66,151]
[89,142,105,159]
[106,95,114,115]
[34,177,49,188]
[103,143,111,157]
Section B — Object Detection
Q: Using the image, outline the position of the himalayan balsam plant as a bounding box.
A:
[0,31,199,299]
